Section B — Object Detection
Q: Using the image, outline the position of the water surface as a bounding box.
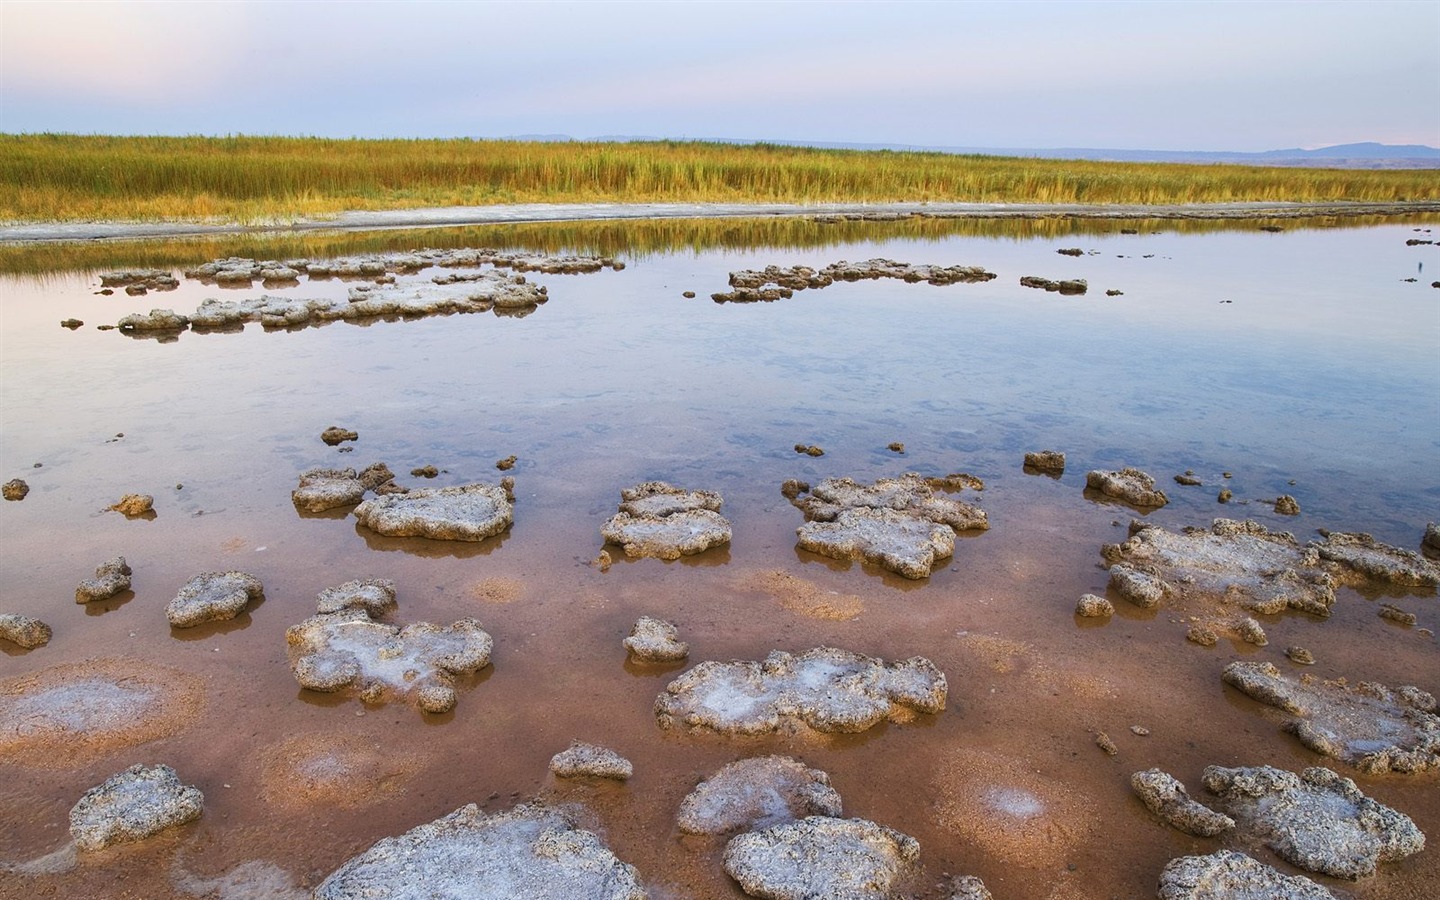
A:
[1,217,1437,898]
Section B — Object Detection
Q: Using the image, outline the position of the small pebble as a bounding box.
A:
[887,442,905,453]
[1095,732,1118,756]
[1218,488,1233,503]
[495,455,517,471]
[1130,725,1150,736]
[1285,646,1315,665]
[1076,594,1113,618]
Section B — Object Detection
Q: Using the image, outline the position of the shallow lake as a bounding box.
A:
[1,215,1437,898]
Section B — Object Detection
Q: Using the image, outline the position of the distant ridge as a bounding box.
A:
[500,135,1440,169]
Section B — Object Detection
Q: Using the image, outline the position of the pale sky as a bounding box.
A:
[1,0,1436,151]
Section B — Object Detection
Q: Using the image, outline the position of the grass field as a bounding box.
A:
[2,134,1437,224]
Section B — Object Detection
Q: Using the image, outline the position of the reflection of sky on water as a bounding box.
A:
[1,221,1437,898]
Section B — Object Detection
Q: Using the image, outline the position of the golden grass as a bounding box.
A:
[3,134,1437,224]
[5,212,1433,278]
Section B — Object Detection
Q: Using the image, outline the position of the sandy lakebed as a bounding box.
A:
[1,205,1438,899]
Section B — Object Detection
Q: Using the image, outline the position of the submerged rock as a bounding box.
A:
[292,467,368,512]
[166,571,264,628]
[2,478,29,501]
[549,742,633,780]
[1312,530,1440,586]
[110,493,154,517]
[313,802,646,900]
[1423,522,1440,552]
[1157,850,1338,900]
[655,647,945,735]
[260,730,420,811]
[601,481,731,559]
[354,482,512,542]
[0,658,205,768]
[70,763,204,851]
[1130,769,1233,837]
[1274,494,1301,515]
[1085,467,1168,507]
[1023,450,1066,473]
[75,556,133,603]
[623,616,688,662]
[1222,661,1440,773]
[722,816,919,900]
[286,608,493,713]
[1101,519,1336,620]
[316,578,398,616]
[1202,765,1424,879]
[789,474,985,579]
[0,613,51,648]
[677,756,843,836]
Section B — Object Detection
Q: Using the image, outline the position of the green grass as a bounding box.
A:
[2,134,1437,224]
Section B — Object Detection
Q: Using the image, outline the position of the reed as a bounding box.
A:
[2,134,1437,224]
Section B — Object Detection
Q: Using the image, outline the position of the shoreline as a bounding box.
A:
[3,199,1438,244]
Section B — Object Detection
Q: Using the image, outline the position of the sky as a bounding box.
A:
[1,0,1437,152]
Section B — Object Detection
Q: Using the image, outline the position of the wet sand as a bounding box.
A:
[1,221,1437,898]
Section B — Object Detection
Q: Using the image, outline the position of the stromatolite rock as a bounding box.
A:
[321,426,358,446]
[316,578,398,616]
[1312,530,1440,586]
[623,616,688,662]
[110,493,154,517]
[1157,850,1338,900]
[789,474,986,579]
[656,647,945,735]
[166,571,263,627]
[2,478,28,501]
[0,613,51,649]
[99,269,178,290]
[549,742,633,780]
[287,608,493,713]
[601,481,732,559]
[1075,594,1113,617]
[722,816,919,900]
[798,508,956,580]
[1085,467,1168,507]
[1201,764,1425,879]
[354,482,512,542]
[292,468,367,512]
[1023,450,1065,472]
[1222,661,1440,773]
[69,764,204,851]
[117,308,189,332]
[1019,276,1088,294]
[1274,494,1301,515]
[678,756,843,835]
[312,803,646,900]
[76,556,133,603]
[1101,519,1335,617]
[1130,769,1233,837]
[790,473,988,532]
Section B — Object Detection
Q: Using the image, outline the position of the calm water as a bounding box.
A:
[1,218,1437,898]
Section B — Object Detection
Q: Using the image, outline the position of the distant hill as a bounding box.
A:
[500,135,1440,169]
